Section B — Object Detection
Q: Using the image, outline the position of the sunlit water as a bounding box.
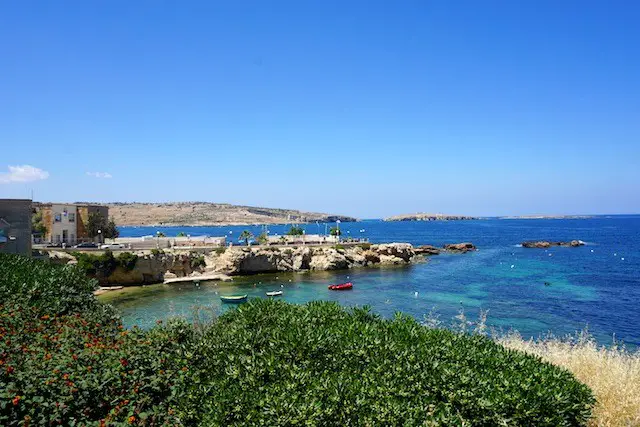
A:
[102,216,640,346]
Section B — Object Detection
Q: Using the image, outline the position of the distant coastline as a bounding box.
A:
[106,202,357,227]
[498,215,594,220]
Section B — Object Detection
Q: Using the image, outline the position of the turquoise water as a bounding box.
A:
[106,216,640,346]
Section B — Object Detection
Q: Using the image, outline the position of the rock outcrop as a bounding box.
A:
[414,245,442,256]
[522,240,585,248]
[443,242,477,253]
[208,243,418,275]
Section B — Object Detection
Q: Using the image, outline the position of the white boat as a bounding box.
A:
[266,290,283,297]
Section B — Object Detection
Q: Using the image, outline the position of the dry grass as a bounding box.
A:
[498,332,640,426]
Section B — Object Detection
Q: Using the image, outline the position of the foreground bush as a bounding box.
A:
[181,299,594,425]
[0,253,113,319]
[499,332,640,427]
[0,254,595,425]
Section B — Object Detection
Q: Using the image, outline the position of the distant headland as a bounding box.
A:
[105,202,357,226]
[384,213,479,222]
[499,215,594,220]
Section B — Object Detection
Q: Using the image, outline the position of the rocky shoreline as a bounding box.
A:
[45,242,478,287]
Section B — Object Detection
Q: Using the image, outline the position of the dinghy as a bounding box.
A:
[220,295,248,303]
[328,282,353,291]
[266,290,283,297]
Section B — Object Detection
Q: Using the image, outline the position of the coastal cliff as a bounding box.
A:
[384,213,478,221]
[47,243,420,285]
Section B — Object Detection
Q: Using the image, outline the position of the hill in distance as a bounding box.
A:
[102,202,357,226]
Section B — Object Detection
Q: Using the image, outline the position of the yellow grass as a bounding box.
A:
[498,332,640,426]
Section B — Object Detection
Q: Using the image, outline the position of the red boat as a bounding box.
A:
[328,282,353,291]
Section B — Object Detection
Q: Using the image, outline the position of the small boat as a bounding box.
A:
[266,290,283,297]
[220,295,248,303]
[328,282,353,291]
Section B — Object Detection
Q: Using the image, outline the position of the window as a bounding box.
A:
[68,213,75,222]
[54,213,62,222]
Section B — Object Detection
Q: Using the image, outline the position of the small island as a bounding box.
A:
[522,240,585,248]
[384,213,479,222]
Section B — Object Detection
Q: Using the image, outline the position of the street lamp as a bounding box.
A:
[97,229,102,245]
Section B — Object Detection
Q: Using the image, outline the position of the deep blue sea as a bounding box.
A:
[105,216,640,346]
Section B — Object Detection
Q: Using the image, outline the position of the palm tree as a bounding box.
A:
[239,230,254,246]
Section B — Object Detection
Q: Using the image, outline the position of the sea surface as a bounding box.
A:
[104,216,640,346]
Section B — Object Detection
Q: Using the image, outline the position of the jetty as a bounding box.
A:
[164,274,233,284]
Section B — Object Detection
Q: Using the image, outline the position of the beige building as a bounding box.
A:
[35,203,109,245]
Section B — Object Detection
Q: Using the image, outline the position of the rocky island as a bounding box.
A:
[522,240,585,248]
[384,213,479,221]
[105,202,357,226]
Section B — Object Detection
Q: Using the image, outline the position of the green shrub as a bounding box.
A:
[73,250,118,278]
[179,300,594,426]
[333,244,345,250]
[150,248,164,256]
[190,254,206,269]
[214,247,226,255]
[0,254,111,319]
[286,225,304,236]
[0,255,595,426]
[358,242,372,250]
[116,252,138,271]
[0,304,191,426]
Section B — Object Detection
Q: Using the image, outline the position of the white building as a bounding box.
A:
[49,204,77,245]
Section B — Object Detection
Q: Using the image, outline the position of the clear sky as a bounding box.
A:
[1,1,639,218]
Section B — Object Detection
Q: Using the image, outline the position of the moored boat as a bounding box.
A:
[328,282,353,291]
[266,290,283,297]
[220,295,248,303]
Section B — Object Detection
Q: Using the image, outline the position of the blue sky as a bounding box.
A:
[1,1,639,217]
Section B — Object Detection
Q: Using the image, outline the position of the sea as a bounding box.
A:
[104,216,640,347]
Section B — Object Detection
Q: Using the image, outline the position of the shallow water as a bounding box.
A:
[105,216,640,346]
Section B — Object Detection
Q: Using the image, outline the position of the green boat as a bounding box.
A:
[220,294,248,303]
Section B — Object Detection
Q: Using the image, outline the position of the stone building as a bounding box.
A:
[35,203,109,245]
[0,199,32,255]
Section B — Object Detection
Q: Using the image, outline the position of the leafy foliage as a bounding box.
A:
[150,248,164,256]
[179,300,594,425]
[238,230,253,246]
[31,211,47,235]
[256,232,268,245]
[0,254,595,426]
[116,252,139,271]
[73,250,138,277]
[176,231,186,237]
[286,225,304,236]
[329,226,342,236]
[358,242,372,250]
[190,254,206,269]
[86,213,120,239]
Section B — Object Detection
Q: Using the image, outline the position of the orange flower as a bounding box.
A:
[44,353,52,360]
[12,395,21,405]
[6,366,14,374]
[128,415,136,424]
[181,366,188,372]
[72,354,78,361]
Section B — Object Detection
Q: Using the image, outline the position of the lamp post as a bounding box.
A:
[336,219,341,242]
[97,229,102,245]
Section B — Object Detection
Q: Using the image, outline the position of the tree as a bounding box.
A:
[87,212,119,239]
[31,211,47,236]
[257,232,268,245]
[238,230,254,246]
[156,231,166,238]
[177,232,186,237]
[329,226,342,236]
[286,225,304,236]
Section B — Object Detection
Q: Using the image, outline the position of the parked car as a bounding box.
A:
[100,243,125,249]
[74,242,98,248]
[45,242,62,248]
